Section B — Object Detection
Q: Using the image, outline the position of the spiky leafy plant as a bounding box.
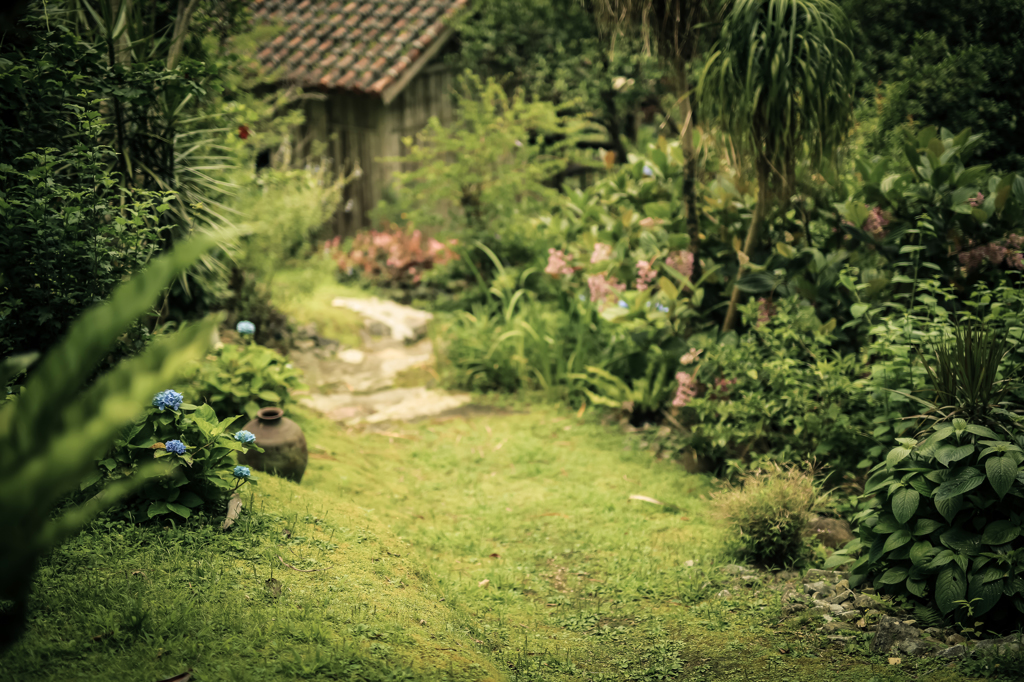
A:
[828,316,1024,625]
[0,238,216,651]
[697,0,857,331]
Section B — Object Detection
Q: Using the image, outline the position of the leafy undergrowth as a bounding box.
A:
[297,397,978,682]
[0,473,502,681]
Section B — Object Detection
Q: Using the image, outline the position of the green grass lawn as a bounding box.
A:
[0,398,992,680]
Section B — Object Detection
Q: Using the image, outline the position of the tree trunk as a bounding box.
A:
[166,0,201,71]
[678,63,700,272]
[721,164,769,333]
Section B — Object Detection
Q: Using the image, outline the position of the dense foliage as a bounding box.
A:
[841,0,1024,172]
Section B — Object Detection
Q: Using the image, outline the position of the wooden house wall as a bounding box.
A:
[297,62,454,239]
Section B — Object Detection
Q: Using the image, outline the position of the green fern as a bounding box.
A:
[0,238,217,651]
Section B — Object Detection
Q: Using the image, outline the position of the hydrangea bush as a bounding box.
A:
[184,341,304,420]
[81,392,260,520]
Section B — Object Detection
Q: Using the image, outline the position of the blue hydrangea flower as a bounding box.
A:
[236,320,256,336]
[152,389,183,412]
[656,303,670,313]
[165,440,187,455]
[234,430,256,444]
[233,465,251,478]
[618,299,629,309]
[642,165,654,177]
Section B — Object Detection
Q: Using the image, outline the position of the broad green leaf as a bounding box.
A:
[892,488,920,524]
[981,520,1020,545]
[936,444,974,466]
[883,529,912,553]
[874,514,903,534]
[966,424,997,439]
[913,518,945,536]
[935,493,963,523]
[986,455,1017,499]
[879,566,908,585]
[887,446,913,468]
[147,501,169,518]
[936,564,967,615]
[166,502,191,518]
[910,540,934,567]
[258,390,282,403]
[940,527,981,553]
[906,577,928,598]
[850,302,869,318]
[934,467,985,500]
[967,573,1004,617]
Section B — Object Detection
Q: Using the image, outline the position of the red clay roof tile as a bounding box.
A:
[252,0,465,94]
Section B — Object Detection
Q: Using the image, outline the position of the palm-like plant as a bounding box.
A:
[590,0,717,259]
[698,0,856,332]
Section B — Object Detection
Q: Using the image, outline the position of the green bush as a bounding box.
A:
[0,238,215,651]
[184,340,305,420]
[0,20,168,362]
[84,398,258,522]
[830,319,1024,624]
[712,465,830,568]
[677,297,873,477]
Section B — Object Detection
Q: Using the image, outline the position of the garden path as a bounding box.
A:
[290,297,471,425]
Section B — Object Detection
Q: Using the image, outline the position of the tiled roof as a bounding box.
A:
[252,0,466,95]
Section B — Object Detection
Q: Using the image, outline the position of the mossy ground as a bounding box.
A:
[0,268,1002,681]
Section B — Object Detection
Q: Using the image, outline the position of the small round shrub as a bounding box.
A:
[712,465,829,568]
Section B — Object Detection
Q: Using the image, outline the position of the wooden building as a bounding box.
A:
[252,0,465,236]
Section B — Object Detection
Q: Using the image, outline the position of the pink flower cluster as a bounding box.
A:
[679,347,703,365]
[710,377,737,399]
[672,371,697,408]
[590,242,613,264]
[862,206,891,239]
[969,192,985,208]
[756,297,775,326]
[545,248,575,278]
[587,273,626,303]
[635,260,658,291]
[665,250,695,279]
[330,228,457,285]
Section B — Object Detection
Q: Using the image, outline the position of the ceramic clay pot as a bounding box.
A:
[240,406,308,483]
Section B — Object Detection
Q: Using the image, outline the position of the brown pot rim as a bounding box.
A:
[257,406,284,422]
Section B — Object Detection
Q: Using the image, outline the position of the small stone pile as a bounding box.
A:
[778,568,1023,658]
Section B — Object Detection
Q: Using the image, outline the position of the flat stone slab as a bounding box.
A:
[290,338,433,393]
[331,297,433,343]
[301,386,472,425]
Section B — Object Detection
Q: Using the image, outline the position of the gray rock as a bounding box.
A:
[776,570,801,581]
[840,610,861,622]
[946,633,967,646]
[717,589,732,599]
[805,516,855,549]
[804,568,847,583]
[783,602,807,615]
[870,616,924,655]
[805,581,829,595]
[853,593,877,610]
[332,297,433,343]
[821,621,857,634]
[973,634,1023,655]
[937,645,966,658]
[828,590,854,605]
[897,638,943,656]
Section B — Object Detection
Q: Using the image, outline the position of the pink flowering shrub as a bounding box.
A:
[590,242,613,264]
[665,250,695,279]
[545,248,575,277]
[635,260,658,291]
[672,371,697,408]
[330,227,458,289]
[587,273,626,303]
[956,234,1024,274]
